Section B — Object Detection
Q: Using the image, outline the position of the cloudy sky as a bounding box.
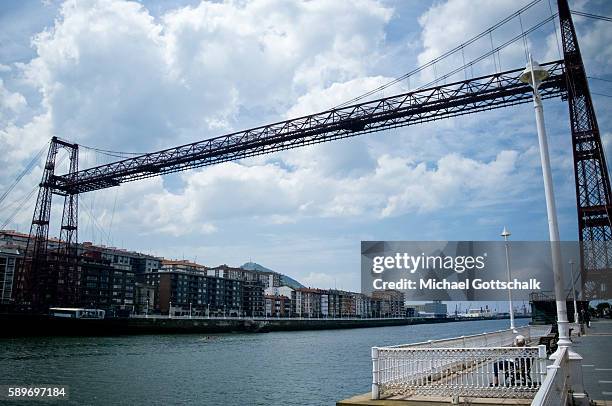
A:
[1,0,611,292]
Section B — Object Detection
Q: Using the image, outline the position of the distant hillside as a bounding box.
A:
[241,262,305,289]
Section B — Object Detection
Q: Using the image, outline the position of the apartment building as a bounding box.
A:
[264,295,291,317]
[372,289,405,317]
[292,288,322,318]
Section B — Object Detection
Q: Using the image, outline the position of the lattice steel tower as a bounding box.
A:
[558,0,612,298]
[17,137,79,310]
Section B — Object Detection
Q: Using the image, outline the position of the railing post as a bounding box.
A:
[568,348,588,405]
[372,347,380,400]
[538,344,548,384]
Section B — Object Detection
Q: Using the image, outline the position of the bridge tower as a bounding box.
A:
[17,136,79,310]
[558,0,612,298]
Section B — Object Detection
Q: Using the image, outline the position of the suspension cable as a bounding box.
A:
[588,76,612,83]
[0,186,38,230]
[79,199,112,244]
[0,141,48,208]
[548,0,563,60]
[80,144,147,159]
[332,0,544,109]
[571,10,612,22]
[417,14,558,90]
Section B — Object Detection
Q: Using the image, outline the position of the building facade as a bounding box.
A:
[145,262,208,316]
[354,293,371,318]
[424,301,447,318]
[242,281,265,317]
[265,295,291,317]
[144,259,249,317]
[0,231,289,317]
[134,282,156,315]
[372,290,405,318]
[0,246,20,304]
[292,288,322,318]
[206,275,241,316]
[208,264,281,288]
[80,257,136,315]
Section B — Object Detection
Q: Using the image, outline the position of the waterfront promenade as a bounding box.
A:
[575,320,612,405]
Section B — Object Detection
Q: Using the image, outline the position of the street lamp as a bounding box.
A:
[569,259,579,324]
[169,300,172,319]
[189,302,192,319]
[501,226,516,333]
[519,55,571,352]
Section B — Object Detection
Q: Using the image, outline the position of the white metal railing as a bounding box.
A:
[392,325,552,349]
[531,346,569,406]
[372,345,548,399]
[371,325,553,400]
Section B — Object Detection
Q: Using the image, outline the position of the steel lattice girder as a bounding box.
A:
[50,60,566,195]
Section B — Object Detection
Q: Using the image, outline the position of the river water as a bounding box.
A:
[0,318,528,405]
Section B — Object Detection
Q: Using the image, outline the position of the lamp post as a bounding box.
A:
[519,54,571,352]
[189,302,192,319]
[169,300,172,319]
[501,226,516,333]
[569,259,579,324]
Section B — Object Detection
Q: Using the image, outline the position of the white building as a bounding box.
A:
[264,286,294,298]
[321,293,329,317]
[355,293,371,318]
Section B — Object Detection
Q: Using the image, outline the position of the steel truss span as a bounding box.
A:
[50,61,565,195]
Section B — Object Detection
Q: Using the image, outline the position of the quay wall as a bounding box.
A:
[0,313,529,337]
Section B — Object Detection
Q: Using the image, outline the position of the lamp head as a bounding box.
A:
[501,226,511,238]
[519,58,549,89]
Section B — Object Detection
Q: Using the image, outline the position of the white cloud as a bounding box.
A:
[301,271,337,289]
[286,75,396,117]
[17,0,392,152]
[576,19,612,75]
[118,148,528,234]
[0,113,50,164]
[380,150,521,216]
[1,0,395,235]
[0,78,27,119]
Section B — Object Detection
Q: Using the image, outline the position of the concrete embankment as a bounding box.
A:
[0,314,529,337]
[0,314,474,337]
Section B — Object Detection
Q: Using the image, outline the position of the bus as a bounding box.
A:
[49,308,106,319]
